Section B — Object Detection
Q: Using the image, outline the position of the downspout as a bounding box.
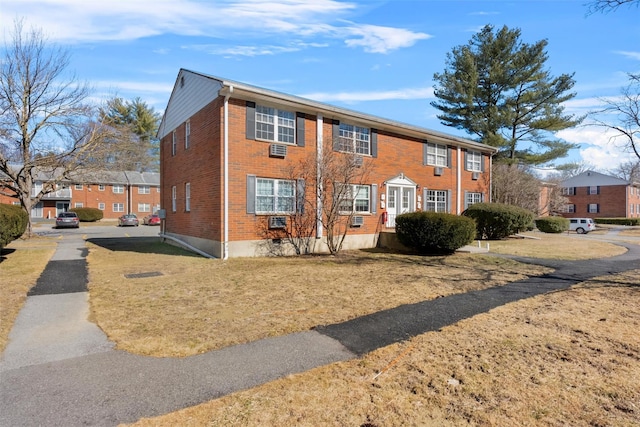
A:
[223,86,233,260]
[489,154,493,203]
[456,147,462,214]
[316,114,323,239]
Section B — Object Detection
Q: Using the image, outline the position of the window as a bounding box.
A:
[138,185,150,194]
[185,183,191,212]
[185,121,191,149]
[74,202,83,208]
[562,187,575,196]
[565,204,575,213]
[338,123,370,155]
[75,184,83,190]
[172,130,177,156]
[113,184,124,194]
[98,184,105,191]
[157,187,161,193]
[113,203,124,212]
[338,184,370,213]
[466,151,482,172]
[171,186,177,212]
[255,105,295,144]
[256,178,295,213]
[631,204,635,214]
[588,203,599,213]
[466,192,482,208]
[138,203,151,212]
[425,190,447,212]
[98,203,105,210]
[589,186,599,195]
[425,142,447,167]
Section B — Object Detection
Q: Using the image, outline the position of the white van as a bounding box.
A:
[568,218,596,234]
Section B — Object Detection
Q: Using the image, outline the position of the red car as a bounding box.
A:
[143,214,161,225]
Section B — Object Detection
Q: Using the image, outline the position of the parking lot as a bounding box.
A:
[33,220,162,239]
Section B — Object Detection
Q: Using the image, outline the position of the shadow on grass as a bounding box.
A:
[0,247,17,264]
[86,236,202,257]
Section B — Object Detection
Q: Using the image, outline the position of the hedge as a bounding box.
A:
[462,203,535,240]
[70,207,104,222]
[395,211,476,254]
[535,216,569,233]
[594,218,640,226]
[0,204,29,249]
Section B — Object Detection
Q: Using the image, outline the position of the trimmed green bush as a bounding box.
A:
[0,204,29,249]
[70,207,103,222]
[462,203,535,240]
[395,211,476,254]
[535,216,569,233]
[594,218,640,226]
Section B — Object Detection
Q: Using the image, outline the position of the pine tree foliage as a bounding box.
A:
[431,25,584,165]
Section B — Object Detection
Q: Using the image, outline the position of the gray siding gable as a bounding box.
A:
[157,69,223,139]
[561,170,629,188]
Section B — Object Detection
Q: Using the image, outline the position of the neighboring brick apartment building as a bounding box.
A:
[560,170,640,218]
[0,170,160,220]
[157,69,497,258]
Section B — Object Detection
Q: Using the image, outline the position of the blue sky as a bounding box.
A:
[2,0,639,173]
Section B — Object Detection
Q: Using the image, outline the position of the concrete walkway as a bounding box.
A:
[1,230,639,426]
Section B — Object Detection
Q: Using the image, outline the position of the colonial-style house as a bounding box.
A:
[0,169,160,220]
[560,170,640,218]
[157,69,497,258]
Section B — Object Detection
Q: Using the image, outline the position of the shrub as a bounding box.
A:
[395,211,476,254]
[462,203,535,240]
[0,204,29,248]
[595,218,640,226]
[70,207,103,222]
[535,216,569,233]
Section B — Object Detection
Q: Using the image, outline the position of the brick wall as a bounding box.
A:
[563,185,630,218]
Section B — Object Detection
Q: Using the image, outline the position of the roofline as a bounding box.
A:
[181,69,499,154]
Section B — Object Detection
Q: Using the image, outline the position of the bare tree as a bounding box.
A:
[0,20,111,235]
[586,0,640,14]
[609,160,640,181]
[591,74,640,162]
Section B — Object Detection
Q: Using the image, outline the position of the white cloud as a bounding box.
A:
[298,86,434,102]
[557,125,629,171]
[615,51,640,61]
[2,0,428,54]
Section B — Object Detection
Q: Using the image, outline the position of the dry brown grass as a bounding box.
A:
[486,232,628,259]
[0,237,56,351]
[127,269,640,427]
[618,228,640,237]
[87,244,551,357]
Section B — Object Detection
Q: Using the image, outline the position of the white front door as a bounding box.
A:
[386,185,415,227]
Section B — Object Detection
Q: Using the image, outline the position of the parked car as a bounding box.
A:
[55,211,80,229]
[118,214,139,227]
[142,214,161,226]
[569,217,596,234]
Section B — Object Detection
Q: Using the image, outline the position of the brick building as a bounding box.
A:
[157,69,497,258]
[560,170,640,218]
[0,169,160,220]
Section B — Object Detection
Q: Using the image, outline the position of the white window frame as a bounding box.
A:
[589,186,598,195]
[113,203,124,213]
[338,184,371,214]
[466,192,482,208]
[426,142,447,167]
[425,190,448,212]
[171,186,177,212]
[338,123,370,155]
[113,184,124,194]
[138,203,151,213]
[565,204,575,213]
[562,187,575,196]
[185,183,191,212]
[185,121,191,149]
[74,202,83,208]
[138,185,150,194]
[588,203,598,213]
[466,151,482,172]
[172,130,177,156]
[98,203,105,210]
[255,105,296,144]
[75,184,83,190]
[98,184,105,191]
[255,178,296,214]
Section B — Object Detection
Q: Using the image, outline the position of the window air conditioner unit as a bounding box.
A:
[351,216,364,227]
[269,143,287,158]
[268,216,287,229]
[472,171,480,180]
[353,156,363,167]
[434,166,444,176]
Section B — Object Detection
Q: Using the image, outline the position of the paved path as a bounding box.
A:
[1,228,639,426]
